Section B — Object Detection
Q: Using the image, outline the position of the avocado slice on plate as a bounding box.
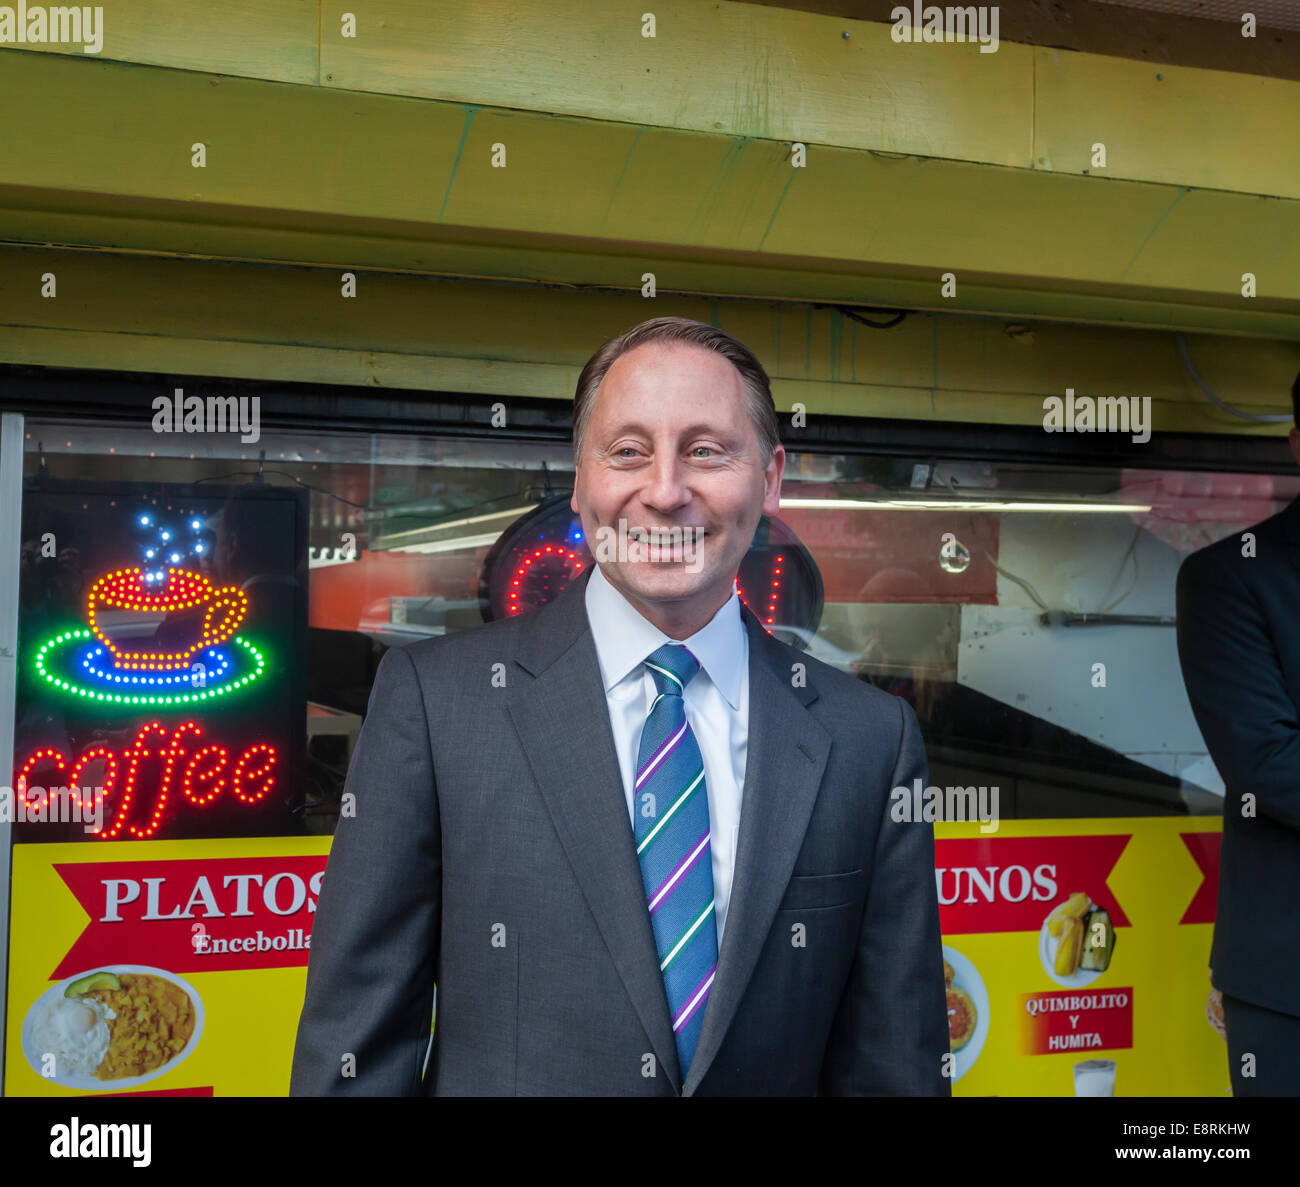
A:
[65,971,122,997]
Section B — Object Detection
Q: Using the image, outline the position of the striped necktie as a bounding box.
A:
[633,642,718,1083]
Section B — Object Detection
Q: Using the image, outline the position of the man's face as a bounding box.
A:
[571,341,784,628]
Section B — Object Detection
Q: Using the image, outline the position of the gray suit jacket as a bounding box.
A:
[290,565,950,1096]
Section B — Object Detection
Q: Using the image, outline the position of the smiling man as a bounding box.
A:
[291,315,950,1096]
[572,329,778,642]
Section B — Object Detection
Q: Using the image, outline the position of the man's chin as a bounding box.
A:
[604,563,716,604]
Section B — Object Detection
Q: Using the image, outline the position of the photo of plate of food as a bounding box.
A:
[1038,891,1117,989]
[21,965,204,1090]
[942,945,988,1082]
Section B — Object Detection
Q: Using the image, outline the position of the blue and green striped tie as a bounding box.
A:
[633,643,718,1082]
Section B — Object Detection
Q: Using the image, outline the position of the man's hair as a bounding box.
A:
[1293,369,1300,428]
[572,316,780,465]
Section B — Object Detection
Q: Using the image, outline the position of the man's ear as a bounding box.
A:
[762,445,786,516]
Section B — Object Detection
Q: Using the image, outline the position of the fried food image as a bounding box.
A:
[1046,892,1091,937]
[943,959,955,988]
[84,973,195,1079]
[1055,914,1085,977]
[947,986,977,1051]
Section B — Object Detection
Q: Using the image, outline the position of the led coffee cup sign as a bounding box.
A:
[88,567,249,670]
[17,490,294,839]
[32,564,266,709]
[21,561,274,836]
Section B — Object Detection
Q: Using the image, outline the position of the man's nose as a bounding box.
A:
[640,453,691,511]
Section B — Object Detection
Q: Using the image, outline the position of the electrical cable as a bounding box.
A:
[193,469,368,509]
[1177,332,1291,423]
[1098,525,1142,614]
[934,474,1052,611]
[983,552,1050,611]
[818,303,910,330]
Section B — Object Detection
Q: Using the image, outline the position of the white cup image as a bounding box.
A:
[1073,1058,1117,1096]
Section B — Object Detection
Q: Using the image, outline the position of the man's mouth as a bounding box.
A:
[626,526,707,563]
[628,528,707,544]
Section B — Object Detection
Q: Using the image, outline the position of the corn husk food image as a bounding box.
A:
[1044,892,1117,979]
[1080,907,1116,972]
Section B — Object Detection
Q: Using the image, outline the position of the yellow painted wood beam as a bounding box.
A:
[1,53,1297,341]
[6,1,1298,200]
[0,0,318,81]
[2,246,1294,433]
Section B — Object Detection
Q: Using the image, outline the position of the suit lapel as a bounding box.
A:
[505,569,683,1091]
[682,604,830,1096]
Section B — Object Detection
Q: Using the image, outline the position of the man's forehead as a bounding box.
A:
[592,417,745,440]
[595,347,742,409]
[603,340,740,385]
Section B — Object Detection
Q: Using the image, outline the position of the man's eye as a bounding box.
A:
[618,447,639,458]
[692,446,715,457]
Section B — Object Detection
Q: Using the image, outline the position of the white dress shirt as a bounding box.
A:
[584,563,749,946]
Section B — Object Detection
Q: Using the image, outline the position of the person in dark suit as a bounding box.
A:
[1176,371,1300,1096]
[291,316,950,1096]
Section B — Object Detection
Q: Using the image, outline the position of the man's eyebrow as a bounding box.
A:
[596,422,740,442]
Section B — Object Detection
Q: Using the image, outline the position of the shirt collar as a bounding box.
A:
[584,563,746,710]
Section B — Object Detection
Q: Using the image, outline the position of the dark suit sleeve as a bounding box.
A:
[818,694,951,1096]
[1176,551,1300,833]
[290,645,441,1095]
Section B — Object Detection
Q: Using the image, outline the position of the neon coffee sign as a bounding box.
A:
[16,510,282,838]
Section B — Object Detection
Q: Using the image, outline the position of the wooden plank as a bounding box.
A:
[3,323,1284,435]
[3,0,1296,206]
[1034,45,1300,200]
[319,0,1034,167]
[5,187,1298,341]
[0,54,466,219]
[0,325,579,399]
[0,0,318,83]
[2,204,1297,344]
[2,52,1297,340]
[0,246,1292,432]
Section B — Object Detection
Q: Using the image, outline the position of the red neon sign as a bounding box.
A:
[15,721,278,840]
[735,551,785,629]
[507,544,587,615]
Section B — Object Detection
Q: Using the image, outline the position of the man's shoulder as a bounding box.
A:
[1177,501,1295,589]
[386,607,538,675]
[762,629,908,725]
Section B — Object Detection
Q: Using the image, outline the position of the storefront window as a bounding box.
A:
[18,416,1293,837]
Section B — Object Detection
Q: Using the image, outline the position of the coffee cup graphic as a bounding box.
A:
[87,567,249,671]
